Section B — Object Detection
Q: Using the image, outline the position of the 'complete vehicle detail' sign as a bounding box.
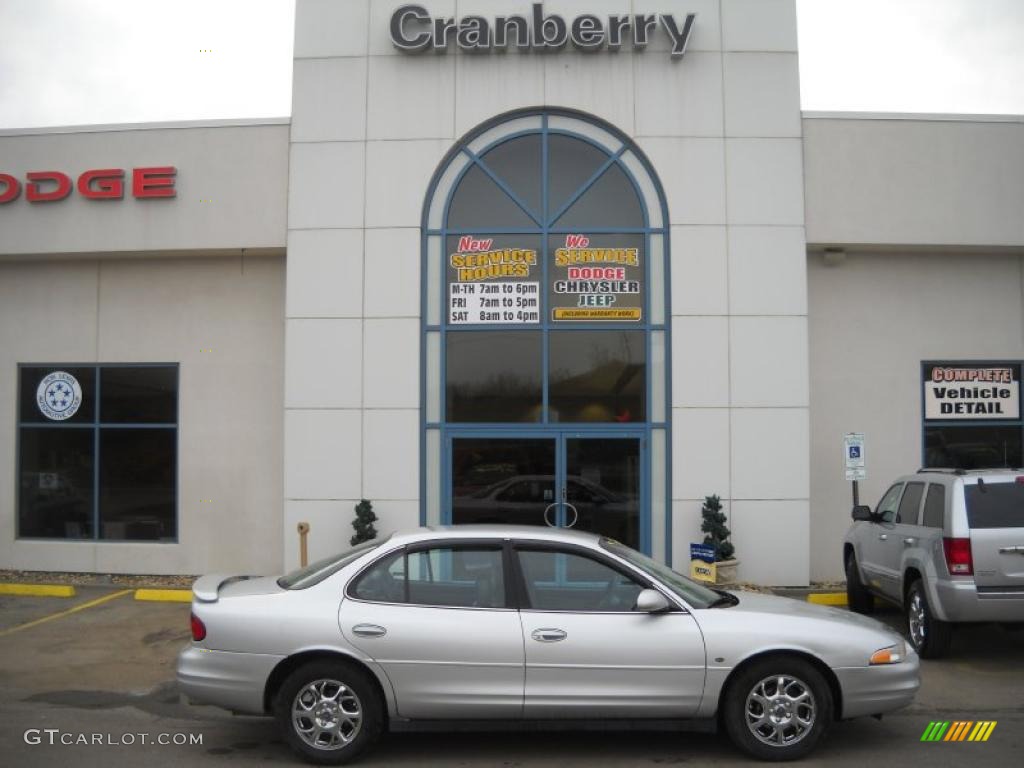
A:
[923,363,1021,420]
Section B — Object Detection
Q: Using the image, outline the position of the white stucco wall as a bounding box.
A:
[284,0,811,584]
[0,255,285,575]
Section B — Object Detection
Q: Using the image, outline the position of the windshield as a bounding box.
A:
[600,538,722,609]
[277,539,386,590]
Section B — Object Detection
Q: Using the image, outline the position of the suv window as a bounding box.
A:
[897,482,925,524]
[964,482,1024,529]
[922,484,946,528]
[875,483,904,523]
[517,548,644,612]
[351,545,506,608]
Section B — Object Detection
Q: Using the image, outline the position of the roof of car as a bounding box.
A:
[387,525,604,546]
[909,468,1024,483]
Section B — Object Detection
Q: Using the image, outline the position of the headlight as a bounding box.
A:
[869,641,907,665]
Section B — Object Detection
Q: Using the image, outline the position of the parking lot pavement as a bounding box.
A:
[1,592,1022,767]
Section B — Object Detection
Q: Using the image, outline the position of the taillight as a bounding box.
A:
[943,537,973,576]
[190,612,207,641]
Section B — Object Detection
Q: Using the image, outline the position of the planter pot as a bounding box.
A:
[715,559,740,585]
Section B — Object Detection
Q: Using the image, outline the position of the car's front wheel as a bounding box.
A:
[906,579,952,659]
[722,656,833,761]
[275,660,383,765]
[845,554,875,614]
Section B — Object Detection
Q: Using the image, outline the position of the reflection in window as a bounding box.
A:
[924,425,1022,469]
[548,331,645,422]
[446,332,542,422]
[18,428,94,538]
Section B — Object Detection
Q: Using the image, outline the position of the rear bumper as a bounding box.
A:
[933,580,1024,622]
[176,645,284,715]
[833,652,920,720]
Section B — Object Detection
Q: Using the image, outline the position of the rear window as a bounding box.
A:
[278,539,386,589]
[964,482,1024,529]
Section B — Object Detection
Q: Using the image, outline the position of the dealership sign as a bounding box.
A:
[0,167,176,204]
[924,364,1020,420]
[391,4,696,57]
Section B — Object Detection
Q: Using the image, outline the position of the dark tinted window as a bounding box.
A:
[100,367,177,423]
[517,548,643,612]
[965,482,1024,529]
[447,164,535,229]
[546,134,610,219]
[351,546,506,608]
[897,482,925,524]
[20,366,95,424]
[548,331,645,422]
[479,135,542,217]
[99,429,176,540]
[924,426,1022,470]
[554,162,643,228]
[446,331,542,422]
[922,484,946,528]
[18,428,94,538]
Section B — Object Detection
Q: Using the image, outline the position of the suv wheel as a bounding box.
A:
[275,660,384,765]
[906,579,952,659]
[722,656,832,761]
[845,555,874,614]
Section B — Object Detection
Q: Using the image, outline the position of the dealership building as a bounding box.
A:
[2,0,1023,585]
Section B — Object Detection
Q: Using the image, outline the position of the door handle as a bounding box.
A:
[998,546,1024,554]
[903,537,916,547]
[352,624,387,638]
[878,534,888,541]
[531,628,567,643]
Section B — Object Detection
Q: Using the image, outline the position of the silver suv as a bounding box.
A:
[843,469,1024,658]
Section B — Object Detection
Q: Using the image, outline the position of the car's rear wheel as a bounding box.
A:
[275,660,383,765]
[722,656,833,761]
[845,554,874,614]
[906,579,952,659]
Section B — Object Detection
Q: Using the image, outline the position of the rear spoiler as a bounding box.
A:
[191,573,257,603]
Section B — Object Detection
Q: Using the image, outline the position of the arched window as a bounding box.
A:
[421,109,671,559]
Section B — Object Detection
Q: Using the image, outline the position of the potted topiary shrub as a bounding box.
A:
[701,494,739,584]
[350,499,378,546]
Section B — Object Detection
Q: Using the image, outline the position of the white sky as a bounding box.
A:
[0,0,1022,130]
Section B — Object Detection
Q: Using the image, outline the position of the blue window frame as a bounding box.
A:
[17,363,179,542]
[421,109,672,561]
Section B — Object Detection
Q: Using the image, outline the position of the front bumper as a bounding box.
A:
[932,580,1024,623]
[176,645,284,715]
[833,651,921,719]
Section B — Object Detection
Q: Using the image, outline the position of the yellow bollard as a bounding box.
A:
[297,522,310,567]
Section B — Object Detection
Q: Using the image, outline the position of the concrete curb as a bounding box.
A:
[133,588,192,603]
[0,583,76,598]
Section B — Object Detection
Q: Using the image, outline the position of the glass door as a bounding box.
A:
[448,434,644,551]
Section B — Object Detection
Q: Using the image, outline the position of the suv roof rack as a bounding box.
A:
[916,467,1024,475]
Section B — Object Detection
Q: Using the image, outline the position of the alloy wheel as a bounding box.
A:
[291,678,363,750]
[744,674,817,747]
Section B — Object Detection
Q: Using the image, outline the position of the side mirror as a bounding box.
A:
[851,505,874,522]
[635,588,671,613]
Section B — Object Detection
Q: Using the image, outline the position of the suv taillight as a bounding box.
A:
[190,612,207,641]
[943,537,973,576]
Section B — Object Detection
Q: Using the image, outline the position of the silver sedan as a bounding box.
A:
[177,526,919,763]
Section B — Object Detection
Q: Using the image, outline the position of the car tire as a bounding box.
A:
[905,579,952,659]
[275,660,384,765]
[845,555,874,615]
[722,656,833,761]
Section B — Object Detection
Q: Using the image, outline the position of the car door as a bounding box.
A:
[339,541,524,719]
[513,543,705,718]
[859,483,904,594]
[880,481,927,600]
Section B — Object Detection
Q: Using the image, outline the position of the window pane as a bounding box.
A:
[965,483,1024,528]
[546,134,610,221]
[99,429,176,540]
[407,548,505,608]
[922,484,945,528]
[554,162,643,229]
[479,135,542,219]
[451,438,556,527]
[447,234,541,326]
[517,549,643,612]
[548,233,644,323]
[20,366,95,424]
[447,164,536,229]
[18,428,94,538]
[100,366,177,423]
[896,482,924,524]
[447,331,542,422]
[875,484,903,523]
[548,331,645,423]
[924,426,1022,469]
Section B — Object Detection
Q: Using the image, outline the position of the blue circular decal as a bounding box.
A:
[37,371,83,421]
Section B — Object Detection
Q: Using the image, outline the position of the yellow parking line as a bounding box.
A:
[134,588,192,603]
[0,589,133,638]
[0,583,76,598]
[807,592,848,606]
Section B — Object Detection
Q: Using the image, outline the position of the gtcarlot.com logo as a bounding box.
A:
[24,729,202,746]
[921,721,997,742]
